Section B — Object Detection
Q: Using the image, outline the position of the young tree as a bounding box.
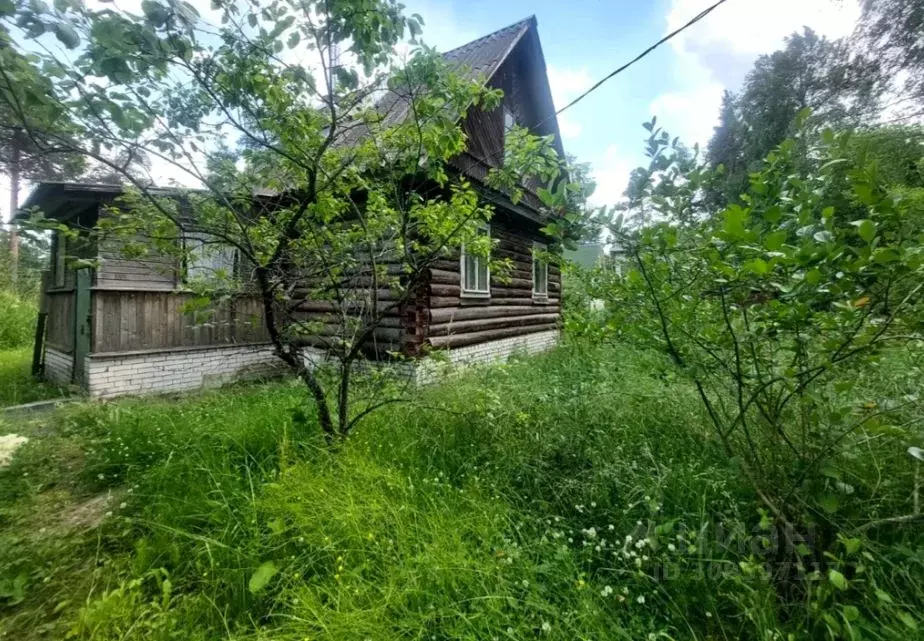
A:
[1,0,569,439]
[607,118,924,546]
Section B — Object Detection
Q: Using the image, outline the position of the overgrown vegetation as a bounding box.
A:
[0,349,66,407]
[1,337,921,639]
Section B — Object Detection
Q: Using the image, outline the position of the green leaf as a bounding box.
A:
[875,588,893,604]
[765,230,786,250]
[897,612,918,631]
[248,561,278,593]
[52,22,80,48]
[853,219,876,243]
[828,569,848,591]
[723,205,747,239]
[745,258,769,275]
[813,230,834,244]
[842,605,859,622]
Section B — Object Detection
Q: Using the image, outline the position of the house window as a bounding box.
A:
[183,232,237,282]
[53,232,66,288]
[532,242,548,297]
[503,107,516,159]
[460,225,490,297]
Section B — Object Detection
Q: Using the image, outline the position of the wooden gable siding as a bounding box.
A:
[416,213,560,351]
[95,234,178,291]
[456,36,553,213]
[91,291,269,354]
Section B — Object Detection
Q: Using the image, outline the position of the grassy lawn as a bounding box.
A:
[0,340,921,640]
[0,348,70,408]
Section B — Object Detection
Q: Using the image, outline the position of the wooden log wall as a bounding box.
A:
[417,217,561,351]
[91,290,269,353]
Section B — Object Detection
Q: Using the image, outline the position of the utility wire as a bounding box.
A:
[545,0,731,126]
[467,0,731,175]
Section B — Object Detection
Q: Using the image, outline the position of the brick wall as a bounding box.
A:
[78,331,559,399]
[86,344,287,399]
[44,348,74,384]
[415,329,559,383]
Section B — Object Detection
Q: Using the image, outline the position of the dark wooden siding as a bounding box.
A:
[419,215,560,350]
[91,291,269,353]
[46,290,75,353]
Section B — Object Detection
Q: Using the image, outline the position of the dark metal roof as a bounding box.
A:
[443,16,535,80]
[16,182,202,221]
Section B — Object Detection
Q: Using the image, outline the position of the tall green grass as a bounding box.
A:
[0,348,67,407]
[0,290,37,349]
[0,340,921,640]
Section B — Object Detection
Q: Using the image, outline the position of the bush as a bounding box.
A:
[0,290,37,349]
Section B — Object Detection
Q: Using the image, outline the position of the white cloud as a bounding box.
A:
[649,81,724,148]
[649,0,863,150]
[547,65,593,140]
[668,0,860,63]
[589,144,636,209]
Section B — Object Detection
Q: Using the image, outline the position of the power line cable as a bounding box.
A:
[542,0,732,127]
[471,0,733,170]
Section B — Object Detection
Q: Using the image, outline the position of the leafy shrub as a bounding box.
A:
[0,290,36,349]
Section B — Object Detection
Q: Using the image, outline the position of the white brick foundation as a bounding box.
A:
[414,329,560,383]
[44,348,74,385]
[68,330,559,399]
[86,344,286,399]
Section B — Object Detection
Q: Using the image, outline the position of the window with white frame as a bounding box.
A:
[460,225,490,297]
[53,232,66,288]
[183,232,237,283]
[532,241,548,297]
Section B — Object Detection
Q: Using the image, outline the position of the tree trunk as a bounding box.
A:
[8,132,21,288]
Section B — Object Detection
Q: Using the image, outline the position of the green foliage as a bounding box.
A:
[1,340,921,639]
[848,126,924,189]
[0,290,36,350]
[0,349,67,407]
[857,0,924,105]
[706,29,884,206]
[2,0,578,439]
[574,120,924,639]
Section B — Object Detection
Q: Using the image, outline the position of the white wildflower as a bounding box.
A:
[637,595,646,604]
[541,621,551,633]
[667,543,676,552]
[601,585,614,597]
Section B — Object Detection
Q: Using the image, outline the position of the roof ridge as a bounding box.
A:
[440,15,535,59]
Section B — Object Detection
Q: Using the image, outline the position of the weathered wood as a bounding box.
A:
[92,291,273,352]
[429,284,461,297]
[45,291,75,352]
[430,296,469,308]
[429,268,460,284]
[294,300,403,314]
[429,313,559,336]
[430,305,547,323]
[428,323,557,349]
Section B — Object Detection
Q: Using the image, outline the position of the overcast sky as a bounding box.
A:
[1,0,862,221]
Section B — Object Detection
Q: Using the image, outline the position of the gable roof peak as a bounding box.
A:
[442,15,536,79]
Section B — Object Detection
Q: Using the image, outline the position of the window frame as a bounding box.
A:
[459,224,491,298]
[181,231,239,285]
[532,241,549,298]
